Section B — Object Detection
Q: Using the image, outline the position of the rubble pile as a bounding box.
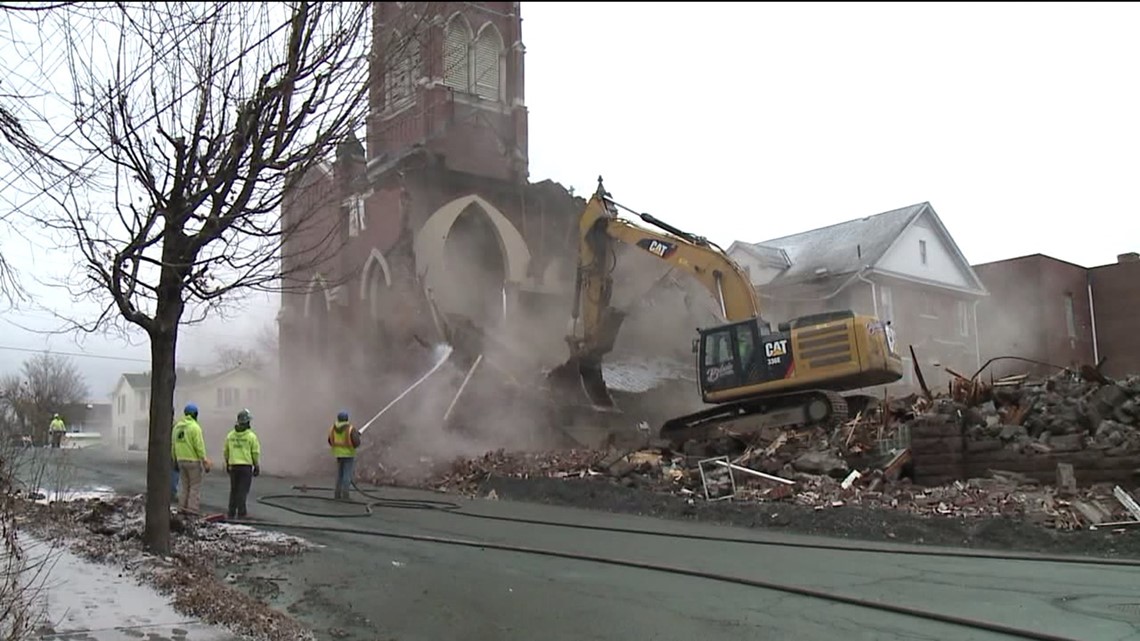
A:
[17,495,317,641]
[374,368,1140,532]
[366,449,613,494]
[946,372,1140,454]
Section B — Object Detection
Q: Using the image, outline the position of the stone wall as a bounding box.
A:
[910,416,1140,487]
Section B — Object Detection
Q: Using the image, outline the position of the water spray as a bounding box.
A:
[358,344,455,434]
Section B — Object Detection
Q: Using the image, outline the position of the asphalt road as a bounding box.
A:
[36,448,1140,641]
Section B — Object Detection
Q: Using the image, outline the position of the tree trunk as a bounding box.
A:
[142,325,179,554]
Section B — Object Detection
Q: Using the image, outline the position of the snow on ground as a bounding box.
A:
[23,536,238,640]
[33,485,116,505]
[16,493,317,641]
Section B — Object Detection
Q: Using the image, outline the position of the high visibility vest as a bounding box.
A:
[328,423,356,458]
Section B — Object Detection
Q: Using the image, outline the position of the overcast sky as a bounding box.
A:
[3,1,1138,398]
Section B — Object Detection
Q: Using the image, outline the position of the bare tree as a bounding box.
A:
[213,344,264,371]
[0,354,88,446]
[27,2,429,553]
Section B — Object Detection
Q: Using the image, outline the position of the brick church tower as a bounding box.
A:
[368,1,528,182]
[277,3,584,458]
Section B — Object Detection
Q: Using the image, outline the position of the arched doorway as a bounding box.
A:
[413,194,531,328]
[443,203,508,327]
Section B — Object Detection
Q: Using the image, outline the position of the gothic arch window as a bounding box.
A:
[443,15,505,102]
[473,24,504,101]
[385,30,421,110]
[443,15,472,92]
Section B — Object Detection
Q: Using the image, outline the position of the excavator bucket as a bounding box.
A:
[548,357,615,409]
[548,309,627,409]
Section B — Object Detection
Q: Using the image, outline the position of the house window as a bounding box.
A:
[118,394,126,414]
[919,240,928,266]
[879,286,894,322]
[443,15,505,101]
[137,391,148,412]
[216,387,240,408]
[1064,294,1076,338]
[958,301,970,337]
[347,196,365,237]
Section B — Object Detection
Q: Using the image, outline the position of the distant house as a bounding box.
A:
[728,202,988,392]
[58,402,112,435]
[109,365,274,451]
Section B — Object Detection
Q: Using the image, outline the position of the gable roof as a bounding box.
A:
[754,203,926,289]
[737,202,986,296]
[117,365,267,393]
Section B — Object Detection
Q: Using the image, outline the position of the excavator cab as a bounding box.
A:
[697,317,787,397]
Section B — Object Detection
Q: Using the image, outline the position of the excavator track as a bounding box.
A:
[659,390,848,445]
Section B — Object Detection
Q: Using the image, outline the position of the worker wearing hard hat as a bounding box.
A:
[172,403,212,515]
[327,410,362,500]
[223,409,261,520]
[48,413,66,448]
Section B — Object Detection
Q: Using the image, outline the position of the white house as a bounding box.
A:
[728,202,988,392]
[110,365,274,451]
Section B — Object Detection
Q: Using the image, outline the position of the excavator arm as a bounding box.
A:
[554,178,763,407]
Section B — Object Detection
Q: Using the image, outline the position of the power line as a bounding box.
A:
[0,343,211,368]
[0,342,148,362]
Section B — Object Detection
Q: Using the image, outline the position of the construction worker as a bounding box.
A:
[172,403,212,515]
[48,413,66,448]
[327,410,361,500]
[223,408,261,520]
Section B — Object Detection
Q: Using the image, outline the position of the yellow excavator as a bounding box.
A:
[551,178,905,444]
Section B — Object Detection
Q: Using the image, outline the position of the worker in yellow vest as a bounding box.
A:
[172,403,212,515]
[48,413,66,448]
[327,410,362,500]
[223,409,261,520]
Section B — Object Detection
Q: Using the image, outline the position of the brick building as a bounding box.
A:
[728,202,989,393]
[277,3,591,429]
[974,252,1140,379]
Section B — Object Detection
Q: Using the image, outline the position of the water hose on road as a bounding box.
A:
[253,482,1140,568]
[233,499,1084,641]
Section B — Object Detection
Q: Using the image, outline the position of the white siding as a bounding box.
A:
[111,367,273,452]
[876,216,973,288]
[188,368,273,434]
[110,377,148,451]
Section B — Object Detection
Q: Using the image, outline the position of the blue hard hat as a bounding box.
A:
[184,403,199,416]
[337,410,349,421]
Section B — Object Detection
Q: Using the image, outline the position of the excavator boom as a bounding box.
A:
[554,178,760,407]
[551,178,904,442]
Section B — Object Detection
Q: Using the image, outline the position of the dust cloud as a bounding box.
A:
[260,212,734,479]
